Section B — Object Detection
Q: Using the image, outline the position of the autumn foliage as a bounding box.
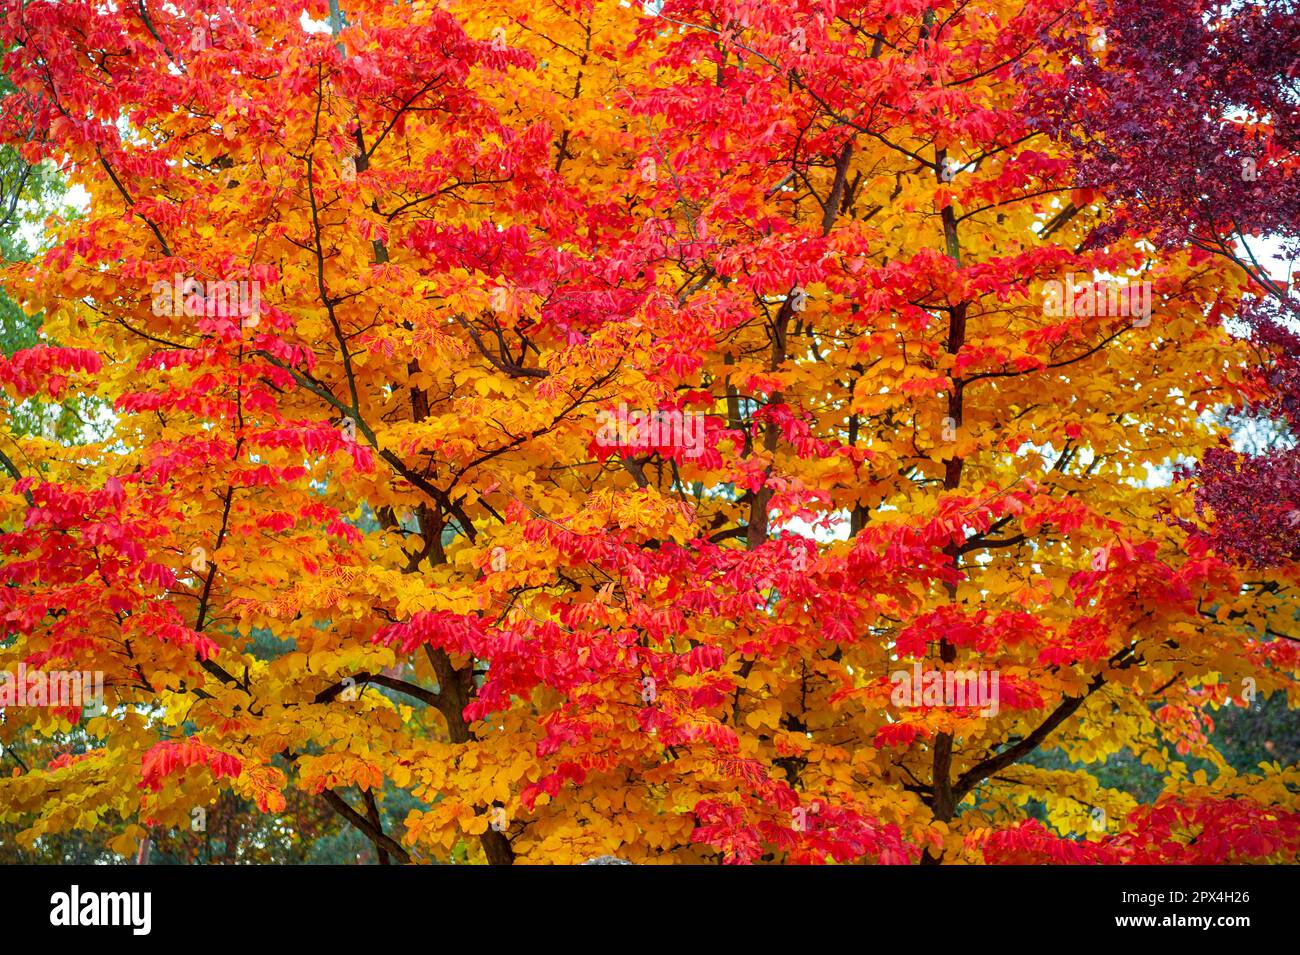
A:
[0,0,1297,864]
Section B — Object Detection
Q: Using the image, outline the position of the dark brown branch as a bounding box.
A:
[320,790,410,863]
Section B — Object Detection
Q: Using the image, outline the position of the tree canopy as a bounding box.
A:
[0,0,1296,864]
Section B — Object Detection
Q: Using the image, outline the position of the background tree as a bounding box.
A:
[1038,0,1300,567]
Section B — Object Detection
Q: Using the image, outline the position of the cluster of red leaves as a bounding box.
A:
[0,347,101,399]
[139,739,242,792]
[979,798,1300,864]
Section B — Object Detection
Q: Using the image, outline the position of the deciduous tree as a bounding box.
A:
[0,0,1296,864]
